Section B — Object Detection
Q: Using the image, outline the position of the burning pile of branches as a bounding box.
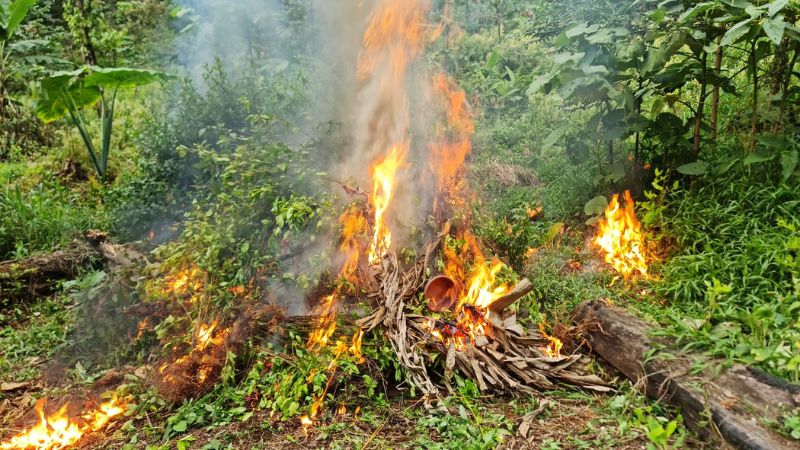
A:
[356,228,610,396]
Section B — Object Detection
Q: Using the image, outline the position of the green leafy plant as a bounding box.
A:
[35,66,170,179]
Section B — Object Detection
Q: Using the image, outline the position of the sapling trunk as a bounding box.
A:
[776,42,799,133]
[748,39,758,152]
[444,0,455,48]
[692,52,708,153]
[710,38,722,147]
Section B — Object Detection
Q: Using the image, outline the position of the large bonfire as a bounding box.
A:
[302,0,609,415]
[1,1,611,447]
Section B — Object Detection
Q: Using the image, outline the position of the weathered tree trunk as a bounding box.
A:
[574,300,800,450]
[73,0,98,66]
[0,232,141,302]
[776,40,799,133]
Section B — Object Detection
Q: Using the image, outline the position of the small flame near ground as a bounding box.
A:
[1,397,125,450]
[593,190,649,280]
[538,323,563,359]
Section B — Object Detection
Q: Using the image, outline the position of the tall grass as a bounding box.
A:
[0,183,106,260]
[653,176,800,381]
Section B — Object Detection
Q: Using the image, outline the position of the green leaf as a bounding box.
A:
[678,2,715,23]
[721,0,752,8]
[172,420,188,432]
[486,49,499,70]
[677,161,709,175]
[84,67,171,89]
[544,222,565,244]
[649,8,667,23]
[780,149,798,181]
[5,0,36,39]
[565,22,599,38]
[542,123,569,150]
[526,71,556,95]
[712,157,740,176]
[643,33,685,74]
[742,152,774,165]
[768,0,789,17]
[757,134,789,149]
[763,18,786,45]
[35,68,101,122]
[554,31,570,48]
[721,19,754,46]
[584,195,608,216]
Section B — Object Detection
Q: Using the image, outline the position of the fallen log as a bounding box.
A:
[0,231,142,302]
[574,300,800,450]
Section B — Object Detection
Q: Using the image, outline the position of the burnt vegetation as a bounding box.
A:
[1,1,799,449]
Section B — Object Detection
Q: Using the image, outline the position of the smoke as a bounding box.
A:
[173,0,459,311]
[173,0,293,85]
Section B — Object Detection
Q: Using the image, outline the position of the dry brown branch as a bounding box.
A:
[357,234,610,397]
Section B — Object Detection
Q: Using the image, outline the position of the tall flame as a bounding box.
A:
[593,190,648,280]
[1,397,125,450]
[429,73,474,197]
[358,0,429,81]
[368,144,406,264]
[303,0,431,427]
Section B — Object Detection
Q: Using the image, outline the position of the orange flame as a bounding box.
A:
[307,293,338,352]
[358,0,429,80]
[368,144,406,265]
[538,323,563,359]
[164,266,203,296]
[195,320,223,351]
[338,207,367,281]
[427,231,513,349]
[1,397,125,450]
[429,73,473,195]
[593,191,648,280]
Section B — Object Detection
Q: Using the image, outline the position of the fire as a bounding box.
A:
[368,144,406,265]
[303,0,430,423]
[358,0,429,80]
[349,328,364,362]
[462,258,509,310]
[593,190,648,280]
[452,232,510,312]
[538,323,563,359]
[338,207,367,280]
[195,320,220,351]
[83,397,125,431]
[427,231,513,348]
[1,397,125,450]
[429,73,474,196]
[164,266,203,295]
[307,293,338,352]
